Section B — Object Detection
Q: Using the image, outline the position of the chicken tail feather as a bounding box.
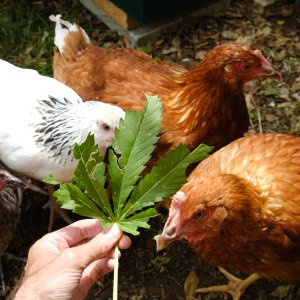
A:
[49,14,90,54]
[50,14,91,82]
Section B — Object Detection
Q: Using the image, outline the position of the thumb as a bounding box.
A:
[66,223,122,269]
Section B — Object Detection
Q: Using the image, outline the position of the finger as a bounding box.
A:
[69,234,131,261]
[80,258,113,294]
[65,223,123,269]
[107,257,118,270]
[107,247,120,259]
[118,235,131,250]
[50,219,103,248]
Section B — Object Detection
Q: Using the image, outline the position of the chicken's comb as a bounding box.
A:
[170,191,186,210]
[253,50,271,68]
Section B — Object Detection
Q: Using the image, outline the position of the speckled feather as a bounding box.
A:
[0,164,20,256]
[0,59,124,182]
[162,133,300,283]
[0,188,19,256]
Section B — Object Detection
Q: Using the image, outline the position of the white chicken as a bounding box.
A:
[0,59,125,230]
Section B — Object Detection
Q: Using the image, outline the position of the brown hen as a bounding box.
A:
[158,133,300,300]
[50,15,280,163]
[0,163,25,290]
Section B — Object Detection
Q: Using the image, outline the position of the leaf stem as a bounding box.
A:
[113,245,119,300]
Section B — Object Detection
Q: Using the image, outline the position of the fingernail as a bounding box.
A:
[109,223,120,235]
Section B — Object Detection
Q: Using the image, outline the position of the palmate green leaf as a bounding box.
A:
[120,143,213,219]
[47,95,213,300]
[108,95,162,217]
[48,96,212,238]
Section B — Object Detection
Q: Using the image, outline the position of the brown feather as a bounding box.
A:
[159,133,300,283]
[53,22,280,165]
[0,164,21,256]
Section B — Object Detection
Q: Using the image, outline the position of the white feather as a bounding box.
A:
[49,14,90,54]
[0,59,124,182]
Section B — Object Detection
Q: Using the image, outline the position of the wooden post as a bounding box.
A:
[93,0,140,30]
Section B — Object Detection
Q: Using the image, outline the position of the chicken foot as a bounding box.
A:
[43,184,73,232]
[196,267,261,300]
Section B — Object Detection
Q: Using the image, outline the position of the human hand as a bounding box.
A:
[13,219,131,300]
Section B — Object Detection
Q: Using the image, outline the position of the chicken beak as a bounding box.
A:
[262,66,281,81]
[270,72,281,81]
[156,228,181,252]
[5,174,26,188]
[157,234,172,252]
[253,49,281,81]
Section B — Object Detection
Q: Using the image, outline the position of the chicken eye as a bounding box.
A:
[193,210,206,220]
[242,63,252,71]
[102,123,110,131]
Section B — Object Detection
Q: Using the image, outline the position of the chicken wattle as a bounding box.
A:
[50,15,281,166]
[158,133,300,299]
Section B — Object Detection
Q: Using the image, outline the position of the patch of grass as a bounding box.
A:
[0,0,82,75]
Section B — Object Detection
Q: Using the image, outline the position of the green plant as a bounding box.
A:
[45,95,212,299]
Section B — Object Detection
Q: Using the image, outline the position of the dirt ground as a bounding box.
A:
[1,0,300,299]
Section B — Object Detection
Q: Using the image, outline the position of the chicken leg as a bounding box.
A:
[43,184,73,232]
[17,178,72,232]
[196,267,261,300]
[17,176,48,206]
